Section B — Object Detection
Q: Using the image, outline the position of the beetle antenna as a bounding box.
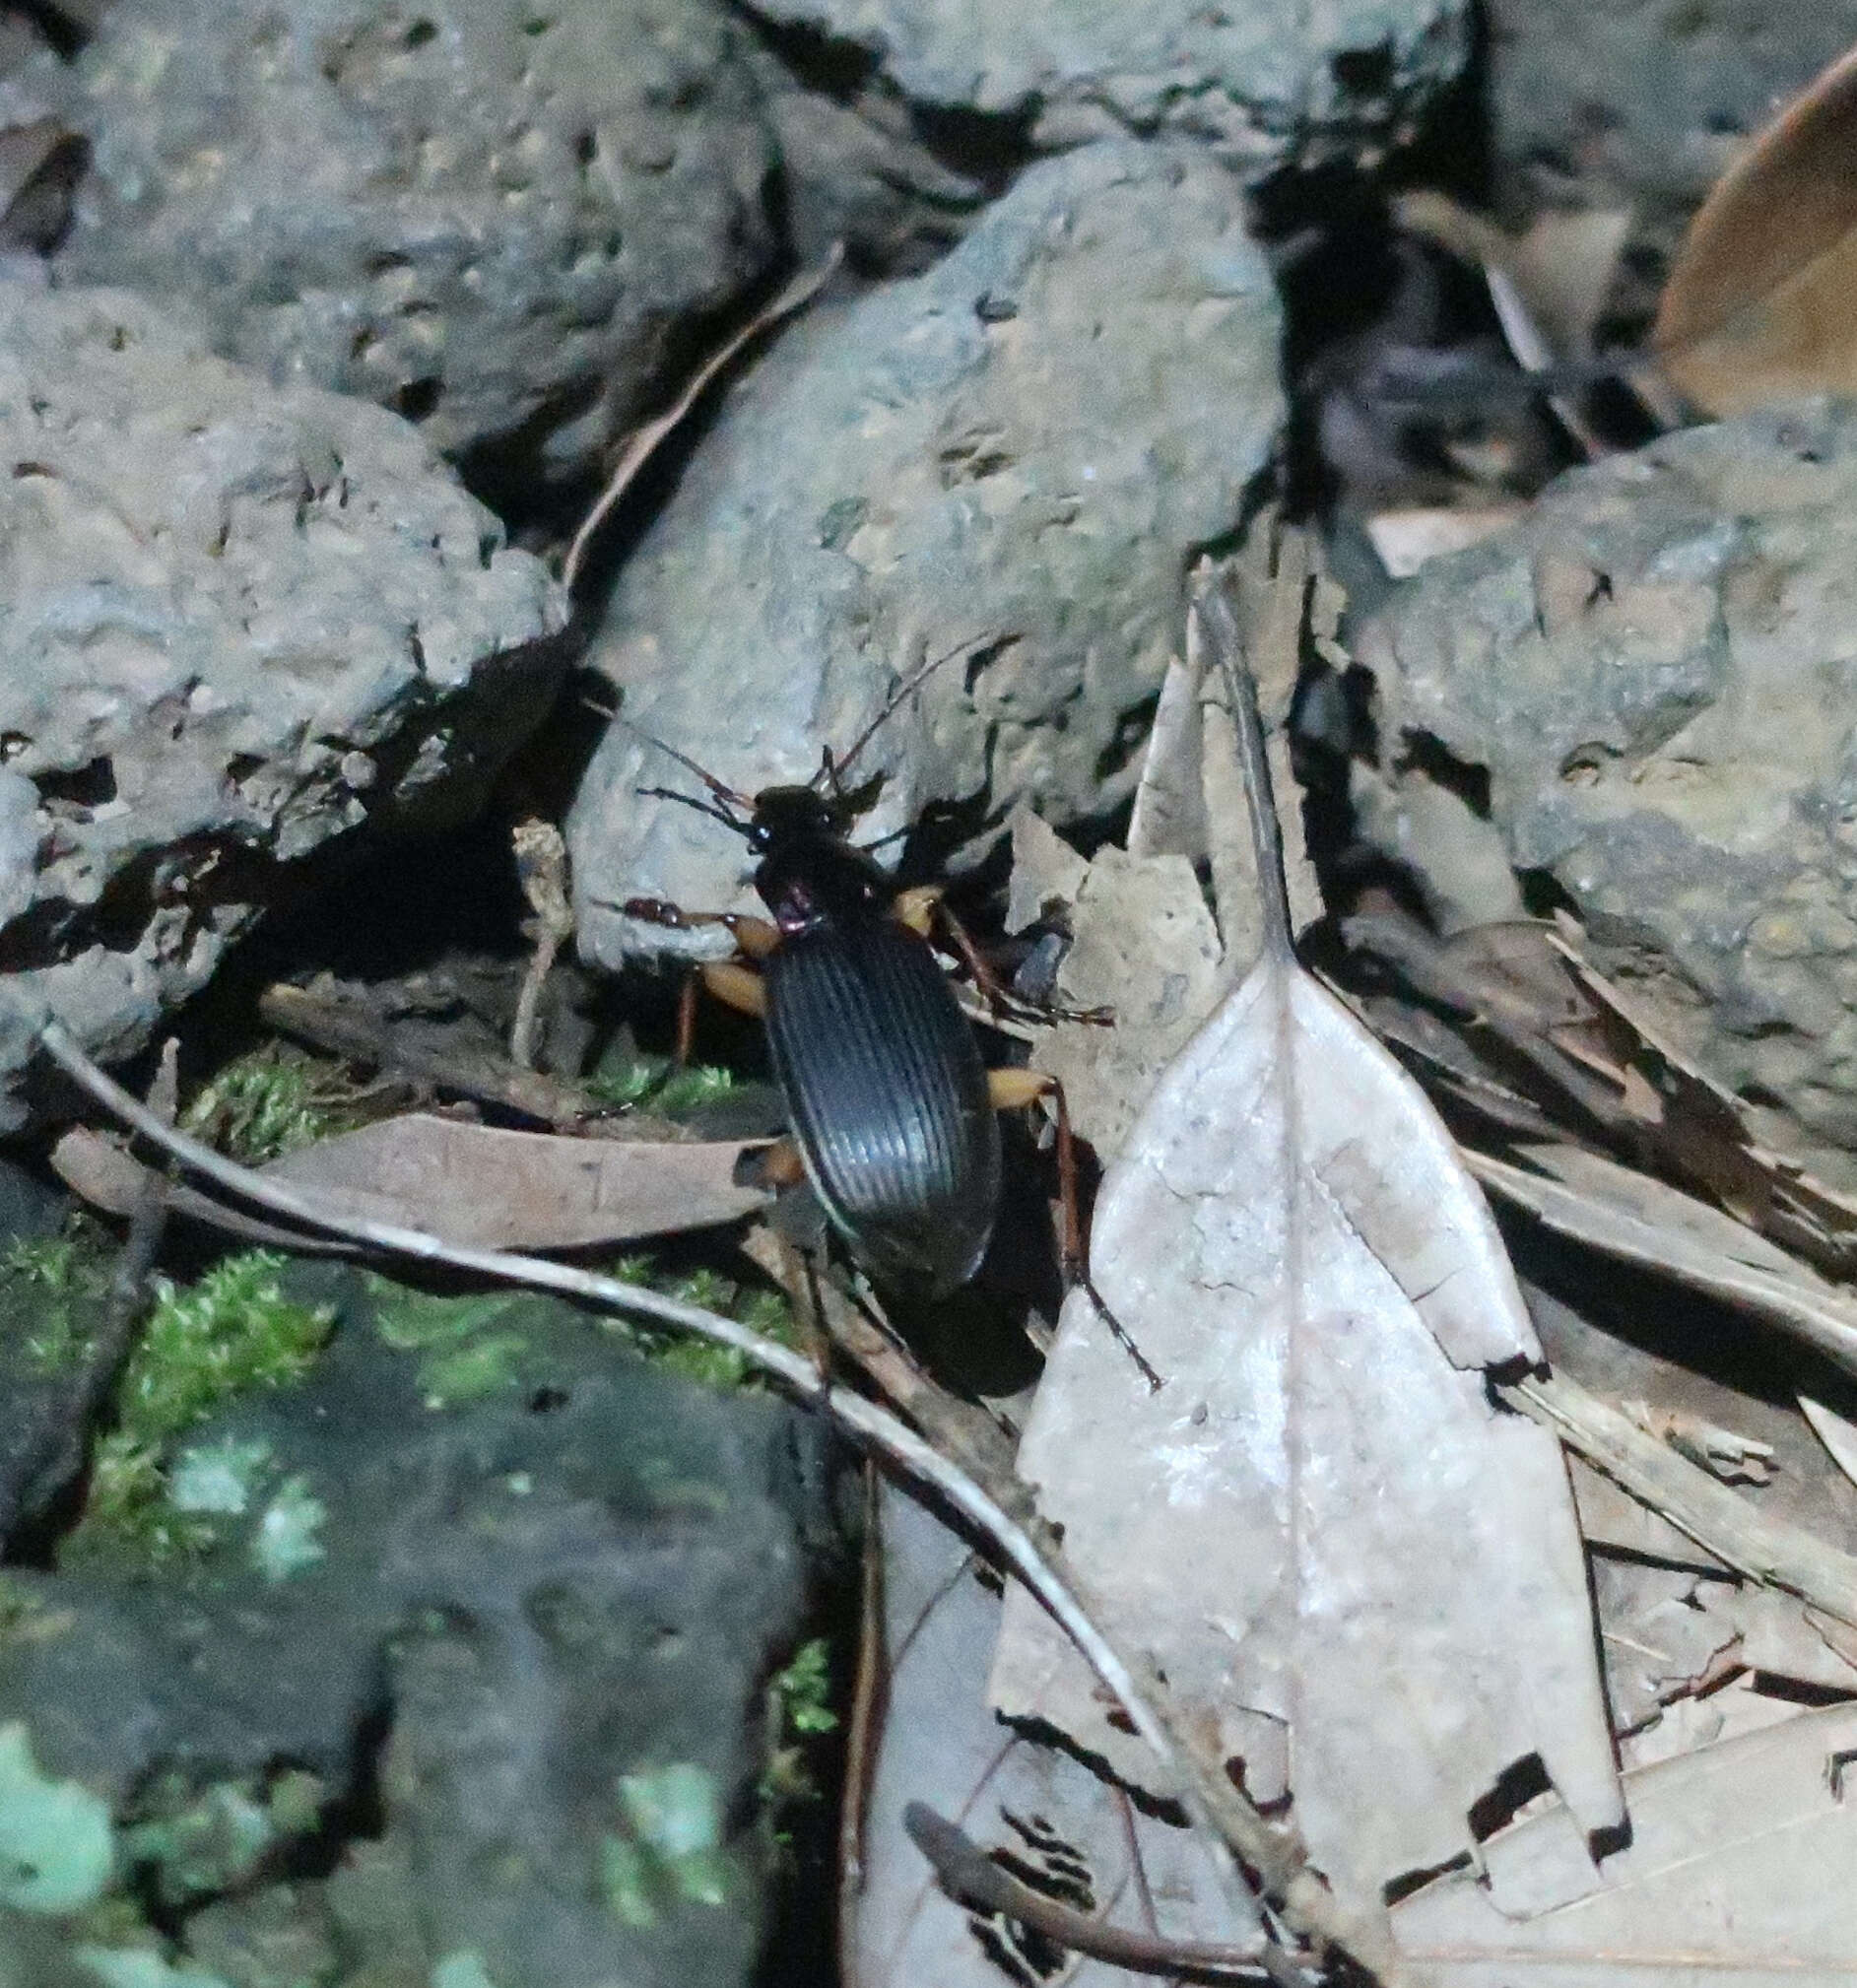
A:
[615,716,757,816]
[829,630,1016,787]
[635,784,752,838]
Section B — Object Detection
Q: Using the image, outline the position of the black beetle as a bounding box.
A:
[614,671,1160,1385]
[627,773,1007,1295]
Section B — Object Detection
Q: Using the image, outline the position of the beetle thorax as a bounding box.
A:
[754,827,892,935]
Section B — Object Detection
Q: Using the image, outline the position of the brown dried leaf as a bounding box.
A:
[988,591,1623,1916]
[1391,1700,1857,1976]
[1655,41,1857,414]
[261,1113,770,1250]
[845,1480,1261,1988]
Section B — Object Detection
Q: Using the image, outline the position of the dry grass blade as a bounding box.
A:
[1654,40,1857,413]
[991,570,1623,1919]
[1502,1369,1857,1633]
[1470,1142,1857,1380]
[562,247,841,593]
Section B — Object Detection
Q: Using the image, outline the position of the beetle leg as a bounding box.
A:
[892,883,942,938]
[699,959,767,1020]
[920,896,1113,1028]
[622,897,781,961]
[988,1066,1163,1392]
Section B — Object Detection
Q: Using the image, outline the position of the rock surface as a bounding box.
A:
[0,281,563,1130]
[1486,0,1857,324]
[38,0,777,499]
[568,140,1283,961]
[1358,399,1857,1181]
[737,0,1468,173]
[0,1268,838,1988]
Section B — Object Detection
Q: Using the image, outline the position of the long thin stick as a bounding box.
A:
[30,1014,1395,1984]
[563,247,841,594]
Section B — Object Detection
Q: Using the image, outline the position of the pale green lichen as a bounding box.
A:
[0,1719,114,1913]
[74,1950,232,1988]
[167,1437,275,1517]
[252,1476,326,1584]
[602,1762,729,1924]
[430,1951,503,1988]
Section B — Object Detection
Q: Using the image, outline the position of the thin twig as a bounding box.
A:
[562,247,841,593]
[904,1802,1268,1982]
[30,1014,1394,1984]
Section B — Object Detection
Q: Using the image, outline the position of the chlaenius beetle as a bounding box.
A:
[612,653,1161,1387]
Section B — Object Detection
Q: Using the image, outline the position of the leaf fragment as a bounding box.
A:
[1655,41,1857,413]
[988,582,1624,1914]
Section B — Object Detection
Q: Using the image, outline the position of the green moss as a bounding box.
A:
[584,1053,736,1118]
[770,1638,836,1737]
[120,1254,335,1440]
[119,1776,275,1905]
[180,1046,343,1166]
[65,1253,334,1568]
[2,1223,114,1375]
[367,1281,535,1408]
[599,1260,798,1393]
[761,1638,837,1818]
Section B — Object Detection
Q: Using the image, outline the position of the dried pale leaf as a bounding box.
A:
[846,1481,1261,1988]
[1655,42,1857,413]
[1125,646,1209,861]
[1591,1558,1741,1735]
[1364,503,1528,578]
[1392,1700,1857,1977]
[1003,804,1088,936]
[989,939,1623,1911]
[1570,1458,1728,1570]
[1801,1392,1857,1491]
[1621,1669,1811,1771]
[1469,1143,1857,1380]
[1197,540,1323,950]
[262,1113,770,1249]
[1030,846,1223,1158]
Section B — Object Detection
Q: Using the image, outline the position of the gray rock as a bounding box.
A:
[0,1269,839,1988]
[1487,0,1857,324]
[1357,399,1857,1180]
[568,141,1283,961]
[744,37,989,271]
[738,0,1468,172]
[0,281,564,1130]
[40,0,777,497]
